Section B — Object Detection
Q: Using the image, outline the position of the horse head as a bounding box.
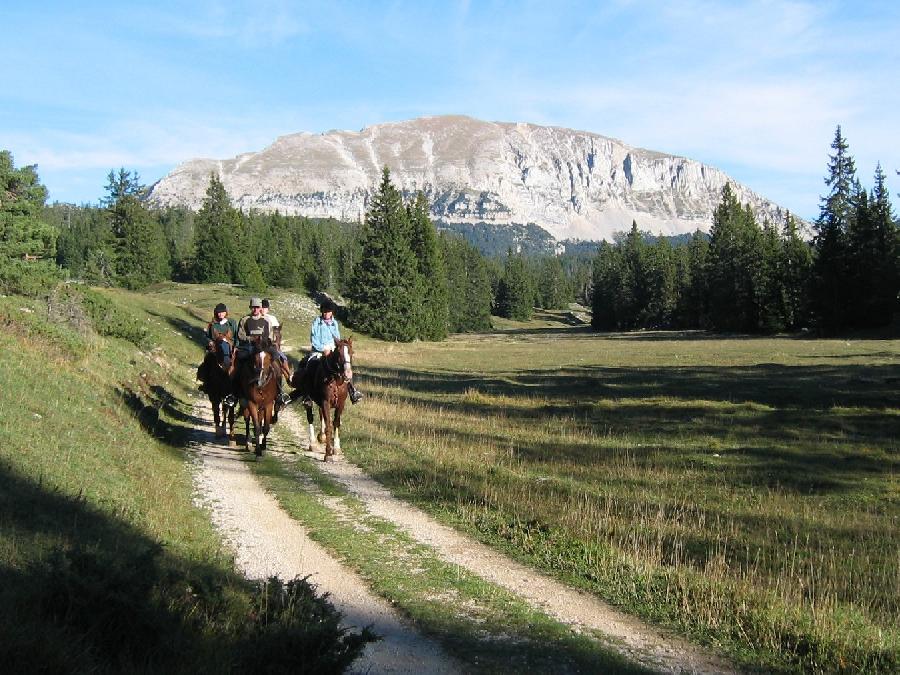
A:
[334,338,353,383]
[252,348,277,388]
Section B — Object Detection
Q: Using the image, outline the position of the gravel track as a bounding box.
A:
[189,394,737,674]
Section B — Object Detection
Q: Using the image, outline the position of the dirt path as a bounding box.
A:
[279,407,737,675]
[188,400,463,674]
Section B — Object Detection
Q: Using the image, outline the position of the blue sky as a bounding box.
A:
[3,0,898,221]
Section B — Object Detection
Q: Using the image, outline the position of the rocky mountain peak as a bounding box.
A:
[147,115,791,242]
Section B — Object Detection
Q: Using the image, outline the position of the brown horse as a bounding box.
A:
[237,341,281,457]
[291,338,354,462]
[197,341,236,445]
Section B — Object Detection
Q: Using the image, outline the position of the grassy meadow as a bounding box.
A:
[2,282,896,673]
[338,312,899,673]
[0,284,372,672]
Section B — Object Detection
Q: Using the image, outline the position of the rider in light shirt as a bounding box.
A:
[305,298,363,404]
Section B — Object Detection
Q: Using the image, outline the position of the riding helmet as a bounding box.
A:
[214,303,227,314]
[261,298,270,308]
[320,299,337,313]
[249,297,262,308]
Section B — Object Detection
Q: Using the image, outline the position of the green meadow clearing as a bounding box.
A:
[0,283,897,672]
[342,313,899,673]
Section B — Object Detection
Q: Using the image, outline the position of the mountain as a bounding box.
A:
[147,115,792,242]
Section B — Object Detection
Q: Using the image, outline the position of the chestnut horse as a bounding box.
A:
[197,341,236,445]
[292,338,354,462]
[237,340,281,457]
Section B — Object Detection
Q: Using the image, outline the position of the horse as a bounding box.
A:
[197,340,236,445]
[291,338,354,462]
[236,339,281,457]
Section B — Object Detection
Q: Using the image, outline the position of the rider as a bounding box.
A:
[198,302,237,392]
[206,303,238,369]
[261,298,293,406]
[225,297,290,408]
[296,298,363,405]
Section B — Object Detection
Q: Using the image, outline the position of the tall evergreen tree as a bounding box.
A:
[349,168,423,341]
[780,214,812,330]
[591,241,622,330]
[495,249,533,320]
[102,168,168,289]
[191,174,243,284]
[0,151,60,295]
[408,192,449,340]
[535,255,569,309]
[810,126,857,332]
[706,183,763,331]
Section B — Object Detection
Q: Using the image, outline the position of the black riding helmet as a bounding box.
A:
[214,303,227,314]
[320,299,337,314]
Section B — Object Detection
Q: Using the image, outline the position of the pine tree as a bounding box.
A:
[591,241,622,330]
[640,238,678,328]
[810,126,857,333]
[113,195,169,289]
[349,168,423,341]
[706,184,763,331]
[495,249,533,320]
[408,192,449,340]
[674,231,709,329]
[780,214,812,330]
[536,255,569,309]
[0,150,60,295]
[847,164,898,327]
[192,174,242,283]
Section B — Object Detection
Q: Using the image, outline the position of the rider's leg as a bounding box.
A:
[220,341,232,369]
[348,381,364,404]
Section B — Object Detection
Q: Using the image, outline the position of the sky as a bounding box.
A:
[2,0,898,221]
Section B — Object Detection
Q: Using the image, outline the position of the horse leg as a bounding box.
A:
[227,403,236,447]
[322,402,334,462]
[306,404,316,450]
[244,406,252,452]
[332,407,342,453]
[212,398,222,437]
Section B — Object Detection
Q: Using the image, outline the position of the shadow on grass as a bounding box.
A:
[0,459,372,673]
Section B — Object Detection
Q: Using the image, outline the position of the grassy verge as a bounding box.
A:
[253,442,649,674]
[0,285,372,672]
[332,319,899,673]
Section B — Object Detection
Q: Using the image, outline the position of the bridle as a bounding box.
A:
[322,341,353,383]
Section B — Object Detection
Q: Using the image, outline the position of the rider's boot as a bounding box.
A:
[348,383,364,404]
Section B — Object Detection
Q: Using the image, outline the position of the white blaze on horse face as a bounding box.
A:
[342,344,352,379]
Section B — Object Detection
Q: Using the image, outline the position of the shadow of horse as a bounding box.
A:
[237,341,281,457]
[197,342,236,446]
[291,338,354,462]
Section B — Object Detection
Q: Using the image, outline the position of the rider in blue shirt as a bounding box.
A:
[296,299,363,405]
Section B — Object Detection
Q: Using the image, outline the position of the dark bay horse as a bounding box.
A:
[237,340,281,457]
[197,341,236,445]
[291,338,354,462]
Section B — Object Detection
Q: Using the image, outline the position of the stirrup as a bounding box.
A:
[222,394,237,407]
[277,393,292,406]
[349,390,364,404]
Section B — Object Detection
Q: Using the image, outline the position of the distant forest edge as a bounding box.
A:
[2,125,898,338]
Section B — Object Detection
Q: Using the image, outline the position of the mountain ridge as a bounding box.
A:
[147,115,792,242]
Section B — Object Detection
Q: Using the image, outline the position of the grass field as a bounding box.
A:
[337,311,899,672]
[2,282,896,672]
[0,284,371,672]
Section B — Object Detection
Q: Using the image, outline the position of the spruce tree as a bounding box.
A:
[591,241,622,330]
[495,249,533,320]
[810,126,856,333]
[192,174,242,284]
[780,214,812,330]
[349,168,423,341]
[102,168,168,290]
[408,191,449,340]
[675,230,709,329]
[706,183,763,331]
[536,255,569,309]
[0,150,60,295]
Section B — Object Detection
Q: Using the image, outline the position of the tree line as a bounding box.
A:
[591,127,898,334]
[3,124,896,339]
